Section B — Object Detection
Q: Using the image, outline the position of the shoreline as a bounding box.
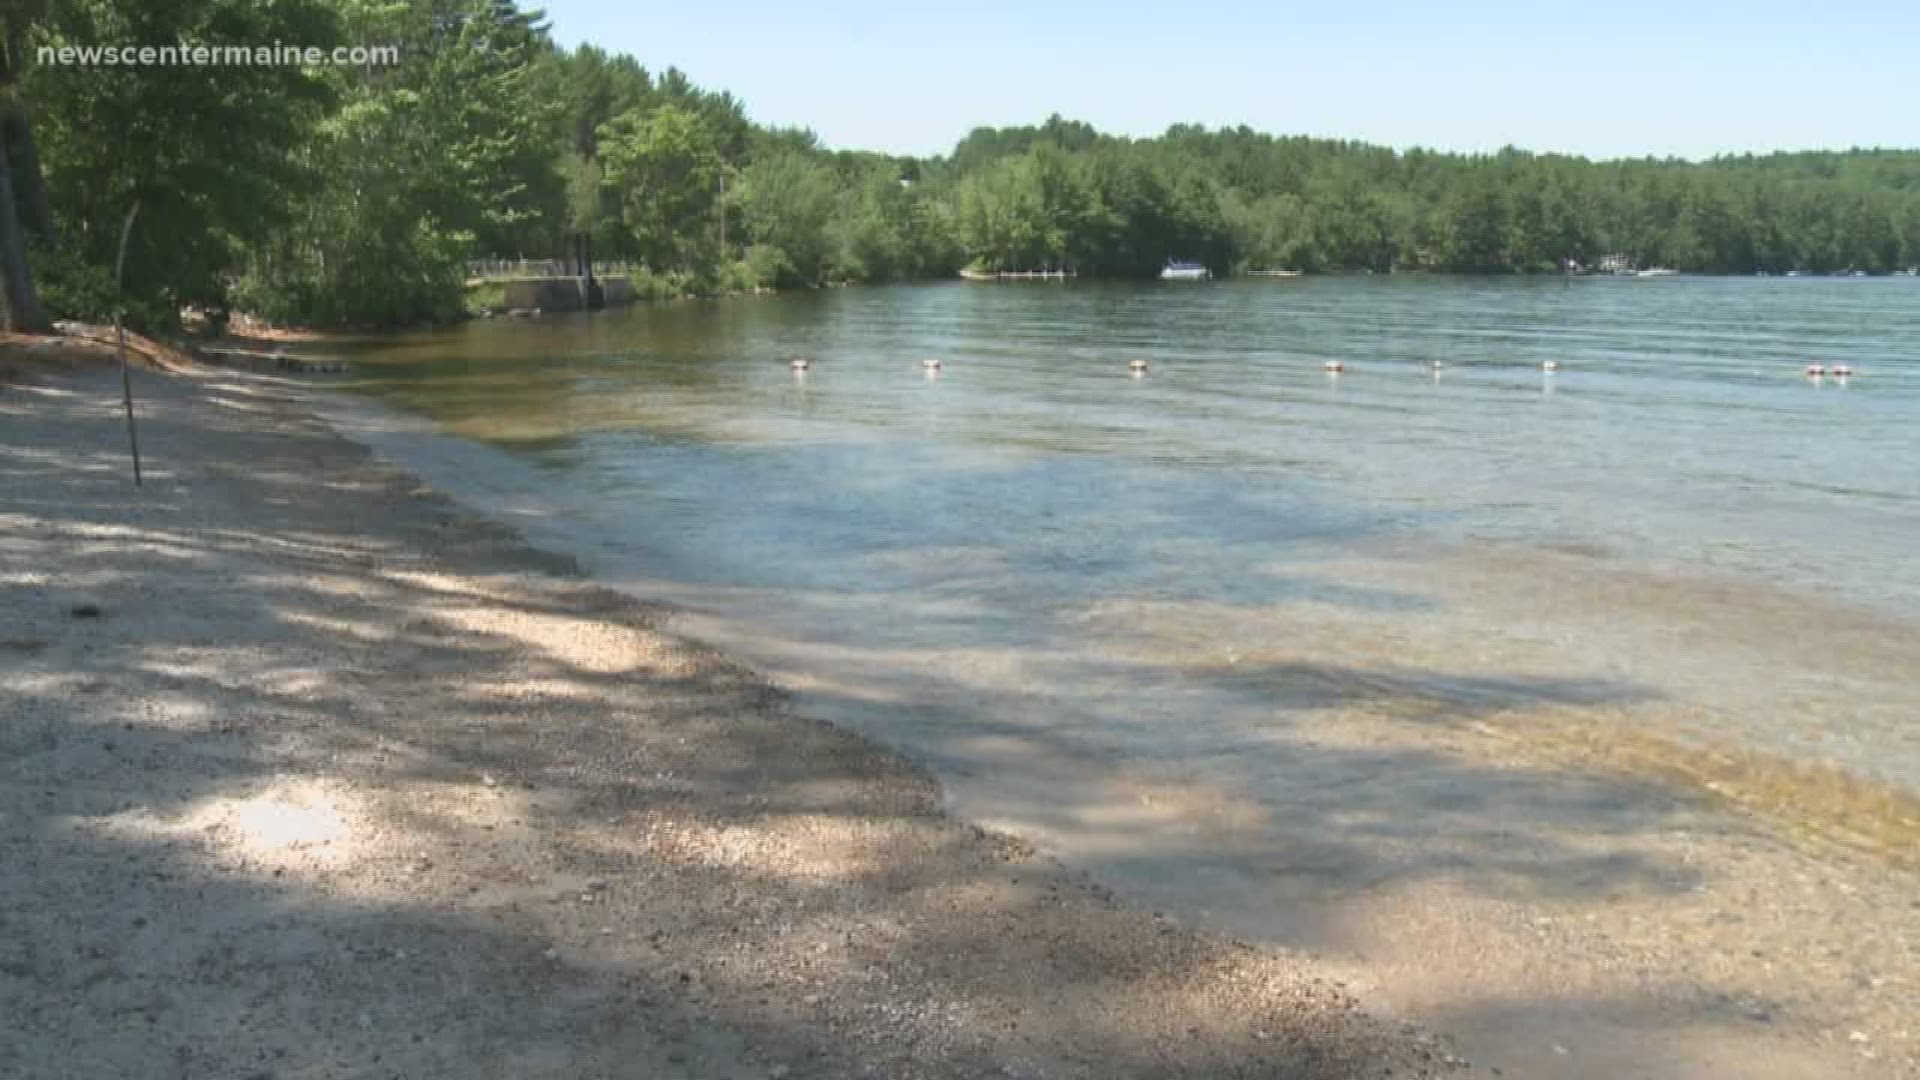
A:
[1,358,1460,1078]
[299,349,1918,1078]
[7,351,1912,1068]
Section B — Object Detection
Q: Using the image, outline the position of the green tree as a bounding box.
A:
[737,148,835,285]
[29,0,340,326]
[599,102,724,274]
[235,0,560,326]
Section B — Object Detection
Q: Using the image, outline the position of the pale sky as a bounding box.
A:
[535,0,1920,161]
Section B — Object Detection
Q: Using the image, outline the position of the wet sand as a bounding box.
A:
[626,568,1920,1080]
[1,359,1457,1079]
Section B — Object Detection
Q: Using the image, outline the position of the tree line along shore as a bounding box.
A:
[4,0,1920,339]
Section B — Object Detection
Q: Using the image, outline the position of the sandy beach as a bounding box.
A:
[7,351,1919,1080]
[1,357,1465,1078]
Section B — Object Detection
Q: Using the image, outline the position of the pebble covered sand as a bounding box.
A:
[1,360,1468,1078]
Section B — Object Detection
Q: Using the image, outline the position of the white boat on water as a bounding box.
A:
[1636,267,1679,278]
[1160,260,1211,281]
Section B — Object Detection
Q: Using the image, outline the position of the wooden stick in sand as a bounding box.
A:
[113,202,141,486]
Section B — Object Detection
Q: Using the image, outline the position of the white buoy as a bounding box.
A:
[1542,360,1560,372]
[1805,363,1826,377]
[1832,364,1855,378]
[1429,360,1444,370]
[1323,360,1346,373]
[922,358,942,370]
[1129,358,1150,373]
[790,358,811,371]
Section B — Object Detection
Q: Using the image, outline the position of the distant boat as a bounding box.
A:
[1636,267,1679,278]
[959,268,997,282]
[1247,268,1303,278]
[1160,260,1211,281]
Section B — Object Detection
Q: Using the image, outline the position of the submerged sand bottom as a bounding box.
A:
[314,376,1920,1078]
[641,590,1920,1080]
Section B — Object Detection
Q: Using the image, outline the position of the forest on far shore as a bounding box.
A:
[6,0,1920,332]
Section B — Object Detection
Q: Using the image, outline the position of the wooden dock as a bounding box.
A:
[960,269,1077,281]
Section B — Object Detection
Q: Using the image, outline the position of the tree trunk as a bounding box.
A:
[1,21,51,243]
[4,104,54,243]
[0,131,51,333]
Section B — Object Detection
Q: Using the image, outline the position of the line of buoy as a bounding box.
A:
[802,357,1867,386]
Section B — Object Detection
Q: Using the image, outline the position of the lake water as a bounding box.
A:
[344,276,1919,611]
[320,274,1920,1076]
[335,274,1920,789]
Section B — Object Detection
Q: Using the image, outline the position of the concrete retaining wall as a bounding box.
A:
[600,277,637,306]
[500,276,639,313]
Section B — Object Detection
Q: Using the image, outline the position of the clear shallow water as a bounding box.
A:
[331,276,1920,789]
[343,276,1920,618]
[323,275,1920,1076]
[328,274,1920,802]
